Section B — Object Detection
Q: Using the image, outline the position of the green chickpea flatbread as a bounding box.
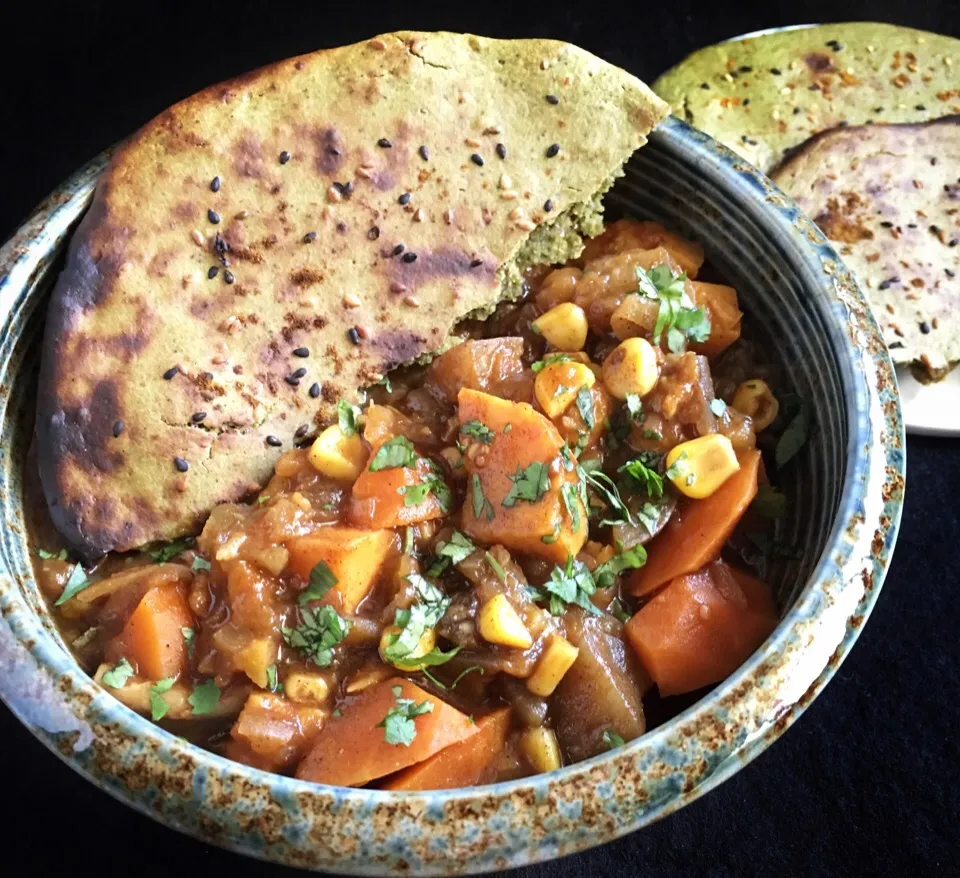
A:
[38,30,668,559]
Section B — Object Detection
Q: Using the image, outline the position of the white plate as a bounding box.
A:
[896,367,960,437]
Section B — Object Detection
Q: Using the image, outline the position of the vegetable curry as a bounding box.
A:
[35,218,799,789]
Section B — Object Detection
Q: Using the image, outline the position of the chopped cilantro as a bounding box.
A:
[383,576,452,663]
[504,423,513,433]
[461,420,495,444]
[298,560,338,605]
[149,678,175,721]
[101,658,134,689]
[191,556,212,572]
[404,527,415,555]
[531,353,575,372]
[331,708,342,718]
[594,545,648,589]
[608,597,632,624]
[147,537,194,564]
[435,531,476,566]
[181,626,196,659]
[775,398,811,468]
[580,464,633,528]
[635,264,711,353]
[337,399,362,436]
[542,555,603,616]
[625,394,643,422]
[636,501,663,535]
[541,531,559,545]
[471,474,495,521]
[603,730,626,749]
[485,552,506,582]
[561,481,582,532]
[377,691,434,746]
[752,484,786,519]
[710,398,728,417]
[502,462,550,507]
[188,679,221,716]
[400,466,452,513]
[664,452,688,482]
[369,435,417,471]
[36,547,68,561]
[282,605,351,666]
[642,429,663,441]
[265,664,282,693]
[576,386,595,429]
[619,455,664,499]
[54,563,92,606]
[393,645,462,672]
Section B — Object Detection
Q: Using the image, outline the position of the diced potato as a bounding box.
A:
[426,337,528,403]
[233,636,277,689]
[580,219,705,278]
[535,267,583,310]
[229,692,327,773]
[379,625,437,667]
[534,360,596,419]
[519,726,562,773]
[732,379,779,431]
[526,634,579,697]
[602,338,659,400]
[457,389,587,563]
[552,382,613,455]
[665,434,740,500]
[478,594,534,649]
[286,527,394,613]
[344,664,394,693]
[610,294,661,341]
[690,282,742,357]
[225,561,280,636]
[284,671,334,706]
[532,303,589,351]
[96,667,250,720]
[308,425,368,482]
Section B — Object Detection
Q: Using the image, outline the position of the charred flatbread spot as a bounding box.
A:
[370,328,429,372]
[232,135,264,179]
[312,126,346,175]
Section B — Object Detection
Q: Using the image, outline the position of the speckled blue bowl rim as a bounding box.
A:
[0,115,905,875]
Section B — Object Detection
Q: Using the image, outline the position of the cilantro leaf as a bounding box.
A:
[636,501,663,535]
[369,435,417,471]
[561,481,582,533]
[664,452,688,483]
[752,484,786,519]
[406,575,451,628]
[188,679,221,716]
[383,576,452,663]
[594,544,648,589]
[181,626,196,659]
[392,645,462,671]
[101,658,134,689]
[542,556,602,616]
[471,474,495,521]
[635,264,711,353]
[377,693,434,746]
[485,551,506,582]
[36,547,68,561]
[400,469,452,513]
[580,465,634,528]
[282,605,351,666]
[191,556,212,572]
[299,560,338,605]
[54,563,92,606]
[625,394,643,422]
[775,399,811,468]
[148,537,194,564]
[461,420,495,444]
[619,455,664,499]
[603,729,626,749]
[576,386,595,430]
[149,678,175,721]
[531,353,575,372]
[502,462,550,508]
[337,399,362,436]
[434,531,476,566]
[265,664,282,693]
[608,597,632,624]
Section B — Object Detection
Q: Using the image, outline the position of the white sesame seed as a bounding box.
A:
[191,229,205,246]
[781,86,792,95]
[356,166,374,179]
[540,58,550,70]
[403,295,420,308]
[508,206,525,221]
[369,38,387,50]
[413,208,426,222]
[327,185,343,203]
[499,173,512,189]
[723,73,734,82]
[516,219,536,231]
[501,190,519,200]
[464,137,482,148]
[322,205,335,220]
[443,209,454,225]
[867,44,876,53]
[236,210,249,220]
[343,293,361,308]
[772,109,780,120]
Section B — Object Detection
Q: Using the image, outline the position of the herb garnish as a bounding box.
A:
[461,420,495,444]
[36,547,68,561]
[502,462,550,507]
[485,552,506,582]
[369,435,417,471]
[540,555,603,617]
[576,387,595,429]
[594,545,648,589]
[149,678,176,721]
[265,664,282,693]
[619,454,664,499]
[531,353,575,372]
[471,474,495,521]
[603,729,626,749]
[191,556,212,572]
[625,393,643,422]
[382,575,451,664]
[188,679,221,716]
[561,481,582,532]
[181,626,196,659]
[148,537,194,564]
[635,264,711,353]
[608,598,632,624]
[377,686,434,746]
[337,399,362,436]
[54,563,92,606]
[102,658,134,689]
[282,606,351,666]
[775,397,811,468]
[298,560,338,605]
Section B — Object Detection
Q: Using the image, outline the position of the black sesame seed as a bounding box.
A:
[743,98,751,106]
[889,341,905,349]
[495,143,507,159]
[207,209,220,224]
[279,150,291,164]
[699,82,710,90]
[377,138,393,148]
[368,225,380,241]
[930,225,942,235]
[880,221,894,228]
[874,106,884,113]
[402,252,418,263]
[947,269,956,278]
[203,372,214,380]
[336,221,348,234]
[770,67,782,75]
[214,232,230,258]
[112,420,125,438]
[544,198,553,212]
[950,239,959,248]
[348,327,362,345]
[163,365,180,380]
[469,258,483,268]
[191,411,207,423]
[295,424,311,438]
[470,153,484,166]
[809,84,820,91]
[304,231,317,243]
[174,457,190,473]
[793,107,802,115]
[907,223,918,229]
[398,192,411,205]
[919,321,931,334]
[333,181,354,197]
[291,367,308,380]
[392,244,406,256]
[545,143,560,158]
[285,375,301,386]
[210,176,221,192]
[293,347,310,358]
[266,436,282,448]
[309,382,321,398]
[546,94,560,104]
[223,269,235,285]
[208,266,220,279]
[739,65,753,73]
[418,145,430,161]
[915,104,927,111]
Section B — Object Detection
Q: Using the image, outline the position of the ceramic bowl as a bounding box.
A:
[0,116,904,875]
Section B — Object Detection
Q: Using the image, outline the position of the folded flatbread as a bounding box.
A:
[38,30,668,558]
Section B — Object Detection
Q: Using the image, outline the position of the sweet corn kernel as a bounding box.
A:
[601,337,659,400]
[478,594,534,649]
[532,303,589,351]
[284,671,333,706]
[526,634,579,696]
[534,360,596,419]
[665,434,740,500]
[731,379,779,432]
[379,624,437,667]
[519,726,562,773]
[308,425,367,481]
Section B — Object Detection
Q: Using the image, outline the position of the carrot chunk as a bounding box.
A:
[690,282,742,357]
[112,583,193,680]
[349,446,448,529]
[381,707,512,791]
[295,678,479,787]
[629,449,761,597]
[625,560,777,696]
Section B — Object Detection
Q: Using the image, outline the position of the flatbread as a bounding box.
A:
[38,30,668,559]
[772,118,960,379]
[653,23,959,173]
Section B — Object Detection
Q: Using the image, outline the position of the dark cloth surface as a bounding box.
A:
[2,2,959,875]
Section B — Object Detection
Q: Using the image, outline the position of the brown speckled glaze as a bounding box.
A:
[0,116,904,874]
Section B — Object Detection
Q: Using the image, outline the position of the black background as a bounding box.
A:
[3,2,960,875]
